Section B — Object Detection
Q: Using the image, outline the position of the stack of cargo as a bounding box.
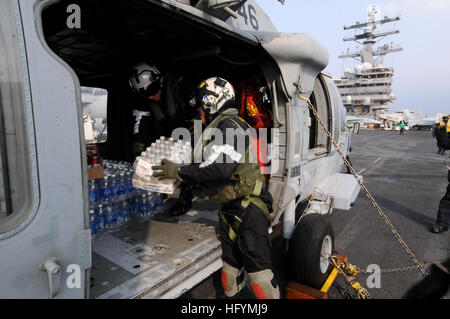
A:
[132,137,192,194]
[88,160,165,239]
[87,137,192,239]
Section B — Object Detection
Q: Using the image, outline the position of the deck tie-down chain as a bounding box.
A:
[328,255,372,299]
[324,254,443,299]
[295,82,429,278]
[354,261,443,274]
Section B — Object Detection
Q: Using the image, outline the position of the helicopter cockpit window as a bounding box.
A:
[81,87,108,144]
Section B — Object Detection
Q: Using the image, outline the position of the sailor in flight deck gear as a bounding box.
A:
[129,62,193,214]
[238,82,273,181]
[435,116,450,155]
[129,62,171,156]
[238,82,272,131]
[439,116,450,134]
[153,77,280,299]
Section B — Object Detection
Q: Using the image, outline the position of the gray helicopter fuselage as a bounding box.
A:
[0,0,359,298]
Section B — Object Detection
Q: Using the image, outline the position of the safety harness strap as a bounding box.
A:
[241,195,270,217]
[220,212,242,242]
[220,195,270,242]
[252,179,263,197]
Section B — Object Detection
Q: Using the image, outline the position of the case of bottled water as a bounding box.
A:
[132,137,192,194]
[88,160,166,239]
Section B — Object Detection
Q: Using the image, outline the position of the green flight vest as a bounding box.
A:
[195,109,273,242]
[194,109,266,207]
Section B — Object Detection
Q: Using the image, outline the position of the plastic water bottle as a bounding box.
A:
[122,201,131,225]
[89,180,98,206]
[89,209,98,238]
[125,172,133,194]
[122,172,128,195]
[131,197,140,218]
[111,174,119,199]
[133,157,142,170]
[104,201,115,231]
[96,204,106,235]
[139,194,147,220]
[103,176,112,200]
[96,178,105,202]
[112,203,123,230]
[146,194,156,216]
[118,173,127,196]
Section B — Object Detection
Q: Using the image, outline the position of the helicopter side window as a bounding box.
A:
[0,0,35,232]
[81,87,108,144]
[309,76,331,151]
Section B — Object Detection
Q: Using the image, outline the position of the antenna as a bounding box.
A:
[340,5,402,64]
[335,5,403,120]
[367,4,381,24]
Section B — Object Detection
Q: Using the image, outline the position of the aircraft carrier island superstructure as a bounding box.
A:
[333,5,402,120]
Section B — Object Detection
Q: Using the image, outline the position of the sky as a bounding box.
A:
[256,0,450,117]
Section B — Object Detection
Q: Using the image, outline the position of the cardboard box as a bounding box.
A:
[132,158,182,194]
[88,165,104,180]
[132,174,180,195]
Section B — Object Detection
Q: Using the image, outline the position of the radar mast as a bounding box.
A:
[334,5,402,120]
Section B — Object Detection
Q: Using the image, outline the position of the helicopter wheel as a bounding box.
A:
[288,213,335,289]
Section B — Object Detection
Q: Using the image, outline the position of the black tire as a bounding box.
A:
[288,213,335,289]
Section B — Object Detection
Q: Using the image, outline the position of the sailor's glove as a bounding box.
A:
[152,159,181,181]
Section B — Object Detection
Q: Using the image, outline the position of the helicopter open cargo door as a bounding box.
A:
[0,0,89,298]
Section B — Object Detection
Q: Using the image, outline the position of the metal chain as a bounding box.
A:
[329,255,372,299]
[354,261,442,274]
[296,84,428,277]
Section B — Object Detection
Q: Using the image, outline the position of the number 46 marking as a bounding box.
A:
[237,4,259,31]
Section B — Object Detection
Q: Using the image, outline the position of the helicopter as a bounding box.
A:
[0,0,361,298]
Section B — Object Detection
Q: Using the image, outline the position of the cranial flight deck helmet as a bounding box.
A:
[129,62,164,96]
[195,77,235,116]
